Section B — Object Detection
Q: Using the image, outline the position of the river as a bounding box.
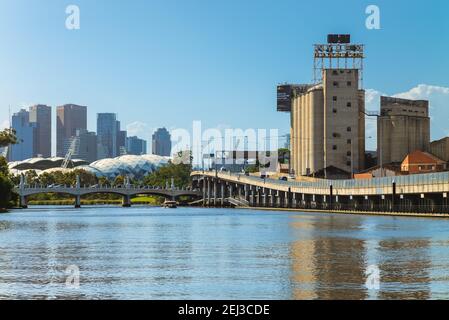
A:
[0,206,448,300]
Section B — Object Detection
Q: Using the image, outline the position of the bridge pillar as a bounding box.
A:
[262,188,268,207]
[122,195,131,207]
[292,193,297,208]
[75,195,81,208]
[269,189,275,207]
[202,177,206,207]
[213,180,217,206]
[276,191,281,208]
[19,195,28,209]
[221,182,225,207]
[207,178,211,206]
[244,184,250,202]
[257,187,263,207]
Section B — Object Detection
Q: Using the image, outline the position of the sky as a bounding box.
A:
[0,0,448,153]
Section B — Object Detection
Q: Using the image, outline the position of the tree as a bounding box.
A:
[0,156,14,210]
[0,128,17,148]
[0,174,13,209]
[143,162,192,188]
[278,148,290,165]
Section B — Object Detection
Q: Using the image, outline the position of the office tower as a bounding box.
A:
[279,35,365,177]
[115,120,127,156]
[152,128,172,157]
[29,104,51,158]
[9,109,36,161]
[126,136,147,155]
[56,104,87,157]
[377,96,430,165]
[64,129,97,163]
[97,113,116,159]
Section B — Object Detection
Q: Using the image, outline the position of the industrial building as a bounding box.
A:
[377,96,430,165]
[430,137,449,162]
[279,35,365,178]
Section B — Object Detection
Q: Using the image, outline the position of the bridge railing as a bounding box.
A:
[195,171,449,191]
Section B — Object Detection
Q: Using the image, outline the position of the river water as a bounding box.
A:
[0,206,448,300]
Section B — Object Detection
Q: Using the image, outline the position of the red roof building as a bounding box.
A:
[401,150,447,174]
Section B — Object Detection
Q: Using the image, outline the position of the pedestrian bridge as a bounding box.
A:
[14,183,201,208]
[191,171,449,215]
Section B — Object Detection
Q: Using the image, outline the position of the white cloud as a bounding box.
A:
[0,119,9,130]
[126,121,150,138]
[364,84,449,151]
[393,84,449,101]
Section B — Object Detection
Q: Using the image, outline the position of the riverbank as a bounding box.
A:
[27,196,162,206]
[238,206,449,219]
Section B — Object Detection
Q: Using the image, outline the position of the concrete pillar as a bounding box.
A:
[292,193,297,208]
[276,191,281,207]
[122,195,131,207]
[20,195,28,209]
[207,179,211,206]
[244,184,249,202]
[221,182,225,207]
[75,195,81,208]
[262,188,267,207]
[202,178,206,206]
[270,189,275,207]
[213,180,217,206]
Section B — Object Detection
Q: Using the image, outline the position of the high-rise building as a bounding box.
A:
[97,113,117,159]
[280,35,365,178]
[29,104,51,158]
[377,96,430,165]
[116,121,127,156]
[9,109,36,161]
[64,129,97,163]
[152,128,171,157]
[56,104,87,157]
[126,136,147,155]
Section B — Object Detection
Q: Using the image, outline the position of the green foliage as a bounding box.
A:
[27,169,98,187]
[0,156,14,210]
[0,128,17,148]
[278,148,290,164]
[143,162,192,188]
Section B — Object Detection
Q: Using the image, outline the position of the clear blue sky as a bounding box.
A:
[0,0,448,151]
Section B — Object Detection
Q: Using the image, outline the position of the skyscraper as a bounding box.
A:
[378,96,430,165]
[29,104,51,158]
[97,113,117,159]
[64,129,98,163]
[116,121,127,156]
[126,136,147,155]
[9,109,36,161]
[152,128,171,157]
[56,104,87,157]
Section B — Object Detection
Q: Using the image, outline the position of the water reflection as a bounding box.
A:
[0,207,447,299]
[288,214,439,299]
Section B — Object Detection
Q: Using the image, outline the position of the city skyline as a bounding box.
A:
[0,1,448,152]
[7,104,156,160]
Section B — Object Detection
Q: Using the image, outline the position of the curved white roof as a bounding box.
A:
[9,155,170,180]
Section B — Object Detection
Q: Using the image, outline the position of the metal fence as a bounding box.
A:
[218,171,449,190]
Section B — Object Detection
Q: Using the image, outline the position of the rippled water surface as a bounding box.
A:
[1,206,449,299]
